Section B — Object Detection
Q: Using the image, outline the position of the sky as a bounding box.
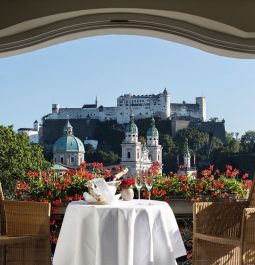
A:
[0,34,255,135]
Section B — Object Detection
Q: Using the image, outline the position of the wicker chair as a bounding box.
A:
[193,178,255,265]
[0,184,51,265]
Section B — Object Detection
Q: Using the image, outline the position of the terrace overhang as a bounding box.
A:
[1,1,255,58]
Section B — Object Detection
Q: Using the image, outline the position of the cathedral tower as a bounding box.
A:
[146,117,162,166]
[121,114,142,175]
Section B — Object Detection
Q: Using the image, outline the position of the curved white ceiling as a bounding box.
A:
[1,5,255,58]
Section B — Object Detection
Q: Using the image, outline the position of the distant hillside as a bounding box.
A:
[41,118,225,166]
[41,117,175,151]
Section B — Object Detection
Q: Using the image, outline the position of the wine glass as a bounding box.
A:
[135,171,143,202]
[145,173,153,203]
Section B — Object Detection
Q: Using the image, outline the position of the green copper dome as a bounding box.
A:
[147,117,159,137]
[53,135,85,153]
[53,120,85,153]
[126,114,138,133]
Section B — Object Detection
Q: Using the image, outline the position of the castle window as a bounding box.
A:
[137,152,139,159]
[127,152,131,159]
[60,157,64,163]
[154,138,156,140]
[54,157,57,163]
[133,134,135,137]
[70,157,75,163]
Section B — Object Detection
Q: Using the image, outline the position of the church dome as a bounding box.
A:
[53,120,85,153]
[147,117,159,137]
[126,114,138,133]
[53,135,85,153]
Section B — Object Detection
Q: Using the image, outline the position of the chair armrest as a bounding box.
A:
[241,207,255,243]
[193,201,248,237]
[3,200,51,236]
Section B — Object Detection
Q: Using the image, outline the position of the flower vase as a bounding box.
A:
[121,188,134,201]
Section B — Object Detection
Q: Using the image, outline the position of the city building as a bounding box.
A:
[43,89,206,124]
[52,120,85,167]
[17,120,40,144]
[121,115,162,175]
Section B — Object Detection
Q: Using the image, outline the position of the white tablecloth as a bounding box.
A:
[53,199,186,265]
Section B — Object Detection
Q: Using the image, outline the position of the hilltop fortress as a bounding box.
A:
[44,89,206,124]
[18,89,226,164]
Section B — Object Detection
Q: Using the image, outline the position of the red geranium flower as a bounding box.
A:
[180,175,187,182]
[121,178,134,188]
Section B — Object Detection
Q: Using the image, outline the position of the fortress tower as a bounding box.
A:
[196,97,206,121]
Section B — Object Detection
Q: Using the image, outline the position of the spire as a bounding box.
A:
[95,96,98,106]
[63,118,73,136]
[126,113,138,134]
[147,117,159,137]
[130,112,135,122]
[184,139,190,157]
[183,138,191,169]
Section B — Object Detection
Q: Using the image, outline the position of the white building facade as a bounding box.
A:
[117,89,171,124]
[17,120,40,143]
[121,116,162,176]
[42,89,206,124]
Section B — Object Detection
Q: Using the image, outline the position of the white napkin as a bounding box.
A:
[84,178,120,204]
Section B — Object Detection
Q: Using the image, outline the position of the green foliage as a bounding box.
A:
[173,128,209,164]
[93,120,125,155]
[209,133,242,171]
[240,130,255,153]
[210,136,224,151]
[219,132,240,154]
[160,134,176,154]
[0,125,49,197]
[85,144,120,165]
[174,128,209,154]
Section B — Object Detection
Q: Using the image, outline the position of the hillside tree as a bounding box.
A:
[0,125,48,197]
[240,131,255,153]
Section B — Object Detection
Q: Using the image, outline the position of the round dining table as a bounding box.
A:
[53,199,186,265]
